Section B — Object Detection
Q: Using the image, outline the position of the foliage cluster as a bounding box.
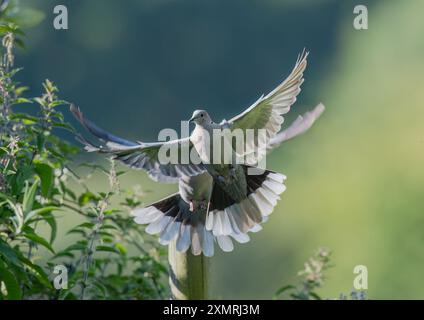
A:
[0,1,168,300]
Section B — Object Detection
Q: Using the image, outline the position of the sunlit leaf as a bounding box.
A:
[43,214,57,244]
[115,243,127,255]
[78,191,98,206]
[22,179,39,214]
[24,206,59,224]
[96,245,119,254]
[34,162,54,197]
[23,232,55,254]
[19,256,52,289]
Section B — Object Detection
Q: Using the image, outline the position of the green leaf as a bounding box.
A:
[43,79,56,93]
[274,285,296,298]
[22,179,39,214]
[19,257,52,289]
[66,229,87,237]
[104,209,120,215]
[100,224,118,231]
[115,243,127,255]
[10,113,38,122]
[78,191,98,206]
[12,97,32,105]
[15,86,29,96]
[34,162,54,197]
[23,232,55,254]
[44,214,57,244]
[0,239,21,266]
[36,133,45,151]
[98,231,113,238]
[70,222,95,230]
[0,192,14,202]
[63,187,76,201]
[0,25,11,34]
[9,7,46,28]
[96,245,119,254]
[50,100,68,108]
[61,241,87,253]
[0,261,22,300]
[59,290,77,300]
[34,97,45,107]
[24,206,59,223]
[0,195,23,234]
[14,37,25,49]
[9,202,24,234]
[52,121,74,131]
[91,281,107,298]
[10,165,33,195]
[309,292,322,300]
[52,251,75,259]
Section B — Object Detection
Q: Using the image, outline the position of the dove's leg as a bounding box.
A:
[189,198,209,213]
[199,199,208,211]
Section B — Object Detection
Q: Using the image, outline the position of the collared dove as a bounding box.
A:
[133,103,324,256]
[71,102,324,255]
[71,51,324,256]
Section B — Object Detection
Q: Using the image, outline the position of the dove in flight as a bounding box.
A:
[71,51,321,256]
[71,103,324,256]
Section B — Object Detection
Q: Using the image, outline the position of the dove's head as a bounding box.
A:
[189,110,212,126]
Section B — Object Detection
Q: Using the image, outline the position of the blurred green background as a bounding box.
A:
[16,0,424,299]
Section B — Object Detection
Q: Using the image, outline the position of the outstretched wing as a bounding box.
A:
[71,105,205,183]
[267,103,325,152]
[225,50,308,159]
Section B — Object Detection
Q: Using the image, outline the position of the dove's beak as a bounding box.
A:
[189,115,196,123]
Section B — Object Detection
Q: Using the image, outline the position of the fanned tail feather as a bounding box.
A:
[206,166,286,237]
[132,193,253,256]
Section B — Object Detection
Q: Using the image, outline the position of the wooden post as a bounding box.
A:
[168,240,209,300]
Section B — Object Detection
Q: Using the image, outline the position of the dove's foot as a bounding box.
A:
[199,199,208,211]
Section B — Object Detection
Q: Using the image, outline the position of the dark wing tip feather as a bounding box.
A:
[70,104,84,125]
[70,104,138,147]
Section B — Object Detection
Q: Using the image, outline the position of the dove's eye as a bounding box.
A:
[200,114,204,117]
